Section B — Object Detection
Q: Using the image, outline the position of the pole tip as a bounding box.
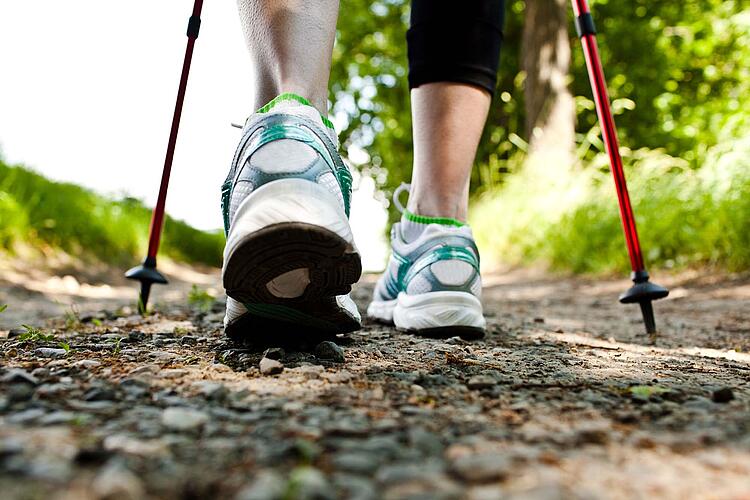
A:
[639,300,657,334]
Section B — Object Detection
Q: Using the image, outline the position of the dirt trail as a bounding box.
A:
[1,267,749,499]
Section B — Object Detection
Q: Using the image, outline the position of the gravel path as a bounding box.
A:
[1,271,749,499]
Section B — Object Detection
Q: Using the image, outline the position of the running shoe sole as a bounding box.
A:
[368,291,485,340]
[223,179,362,340]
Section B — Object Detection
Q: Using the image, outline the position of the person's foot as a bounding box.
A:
[367,185,485,339]
[221,93,362,341]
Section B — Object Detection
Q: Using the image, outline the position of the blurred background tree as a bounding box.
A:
[330,0,750,273]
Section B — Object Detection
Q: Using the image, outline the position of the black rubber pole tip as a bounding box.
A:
[618,270,669,334]
[125,258,168,315]
[639,300,656,334]
[139,282,152,315]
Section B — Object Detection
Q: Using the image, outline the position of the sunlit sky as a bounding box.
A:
[0,0,387,270]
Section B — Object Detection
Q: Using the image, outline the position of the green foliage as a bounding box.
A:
[0,160,224,267]
[187,284,215,313]
[64,304,81,330]
[17,324,56,343]
[472,138,750,273]
[113,337,123,355]
[0,304,7,314]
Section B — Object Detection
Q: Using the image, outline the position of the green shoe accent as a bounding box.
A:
[402,246,480,288]
[403,209,466,228]
[220,179,232,236]
[256,92,335,130]
[243,302,338,331]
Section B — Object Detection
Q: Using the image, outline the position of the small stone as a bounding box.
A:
[262,347,285,360]
[161,407,209,432]
[377,462,460,498]
[7,408,46,424]
[128,365,159,376]
[160,368,189,379]
[712,387,735,403]
[0,436,24,456]
[7,328,26,339]
[103,435,169,457]
[34,348,68,359]
[39,411,82,426]
[1,369,39,386]
[533,317,545,323]
[466,374,497,390]
[450,452,511,482]
[84,387,117,401]
[30,367,50,379]
[93,462,145,500]
[127,331,146,342]
[288,467,333,500]
[259,357,284,375]
[314,341,345,363]
[73,359,101,369]
[120,377,151,390]
[332,474,377,500]
[235,470,286,500]
[408,427,444,456]
[575,423,610,445]
[195,381,230,401]
[331,452,380,474]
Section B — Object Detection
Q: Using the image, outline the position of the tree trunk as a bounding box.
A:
[522,0,575,164]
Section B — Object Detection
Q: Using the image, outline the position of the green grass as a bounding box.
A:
[0,160,224,267]
[471,138,750,274]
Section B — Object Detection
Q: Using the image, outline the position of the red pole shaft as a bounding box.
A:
[146,0,204,260]
[572,0,645,272]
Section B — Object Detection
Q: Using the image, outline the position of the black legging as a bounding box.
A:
[407,0,505,95]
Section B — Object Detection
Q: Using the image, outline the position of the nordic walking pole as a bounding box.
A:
[570,0,668,333]
[126,0,204,314]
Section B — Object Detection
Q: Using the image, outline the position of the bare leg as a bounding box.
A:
[407,83,492,222]
[237,0,339,114]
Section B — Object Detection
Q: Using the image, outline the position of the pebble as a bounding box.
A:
[1,369,39,386]
[195,381,230,401]
[260,357,285,375]
[34,348,68,359]
[575,423,611,445]
[103,435,169,457]
[38,411,83,426]
[332,474,377,500]
[92,462,145,500]
[73,359,102,369]
[263,347,285,360]
[314,341,345,363]
[331,451,380,474]
[180,335,198,345]
[712,387,734,403]
[450,452,512,482]
[7,408,46,424]
[7,328,26,339]
[236,470,286,500]
[288,467,334,500]
[119,378,151,398]
[466,374,497,390]
[85,387,117,401]
[161,407,209,432]
[160,368,189,379]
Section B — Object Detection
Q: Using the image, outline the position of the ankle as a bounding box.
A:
[253,84,327,116]
[405,200,468,223]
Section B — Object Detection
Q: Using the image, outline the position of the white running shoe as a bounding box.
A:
[220,93,362,340]
[367,185,485,339]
